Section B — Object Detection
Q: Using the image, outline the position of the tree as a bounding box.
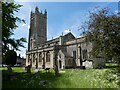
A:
[2,2,27,74]
[82,8,120,65]
[81,7,120,86]
[2,2,26,54]
[5,50,17,66]
[2,2,26,64]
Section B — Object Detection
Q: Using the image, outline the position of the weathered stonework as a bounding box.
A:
[26,7,105,69]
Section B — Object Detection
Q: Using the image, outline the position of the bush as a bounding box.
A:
[5,50,17,66]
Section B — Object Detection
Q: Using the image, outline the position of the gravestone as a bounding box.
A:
[54,65,59,76]
[83,60,93,69]
[26,65,31,73]
[93,57,105,69]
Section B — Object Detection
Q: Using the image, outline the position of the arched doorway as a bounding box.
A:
[59,60,62,68]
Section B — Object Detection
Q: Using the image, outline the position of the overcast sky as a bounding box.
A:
[13,2,118,58]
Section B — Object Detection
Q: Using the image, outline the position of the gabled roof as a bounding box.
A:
[44,32,75,44]
[63,32,75,39]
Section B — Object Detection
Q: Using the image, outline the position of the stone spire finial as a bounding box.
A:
[44,9,47,15]
[35,6,39,13]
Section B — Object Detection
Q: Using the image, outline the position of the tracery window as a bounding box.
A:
[39,53,42,62]
[82,49,88,59]
[46,52,50,62]
[33,53,35,62]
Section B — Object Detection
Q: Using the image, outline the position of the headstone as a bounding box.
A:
[83,60,93,69]
[54,65,59,76]
[93,57,105,69]
[26,65,31,73]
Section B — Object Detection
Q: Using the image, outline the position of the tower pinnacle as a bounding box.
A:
[44,9,47,15]
[35,6,39,13]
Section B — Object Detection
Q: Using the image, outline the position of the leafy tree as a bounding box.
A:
[82,8,120,65]
[2,2,27,75]
[5,50,17,66]
[81,7,120,86]
[2,2,26,54]
[2,2,26,64]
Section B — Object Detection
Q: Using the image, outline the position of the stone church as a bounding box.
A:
[26,7,105,69]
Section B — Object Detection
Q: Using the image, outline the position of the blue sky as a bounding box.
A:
[13,2,118,58]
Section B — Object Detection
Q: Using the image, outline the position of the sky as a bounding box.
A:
[12,1,118,58]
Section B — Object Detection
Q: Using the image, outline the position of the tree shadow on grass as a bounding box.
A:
[105,66,118,69]
[2,69,72,88]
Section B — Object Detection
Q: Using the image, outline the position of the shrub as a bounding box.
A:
[5,50,17,66]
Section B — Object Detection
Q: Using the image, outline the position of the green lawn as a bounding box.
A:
[1,67,119,88]
[105,63,118,68]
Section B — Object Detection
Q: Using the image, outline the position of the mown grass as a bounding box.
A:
[1,66,119,88]
[105,63,118,69]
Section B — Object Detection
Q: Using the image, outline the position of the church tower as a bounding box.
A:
[28,6,47,51]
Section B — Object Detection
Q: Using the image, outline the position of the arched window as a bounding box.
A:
[82,49,88,59]
[46,52,50,62]
[33,53,35,62]
[73,51,76,59]
[28,55,30,63]
[39,53,42,62]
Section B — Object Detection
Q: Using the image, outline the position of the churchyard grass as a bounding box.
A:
[1,66,119,88]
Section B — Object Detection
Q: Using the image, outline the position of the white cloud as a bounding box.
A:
[27,25,30,29]
[64,29,71,33]
[22,23,26,26]
[22,24,30,29]
[115,10,118,14]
